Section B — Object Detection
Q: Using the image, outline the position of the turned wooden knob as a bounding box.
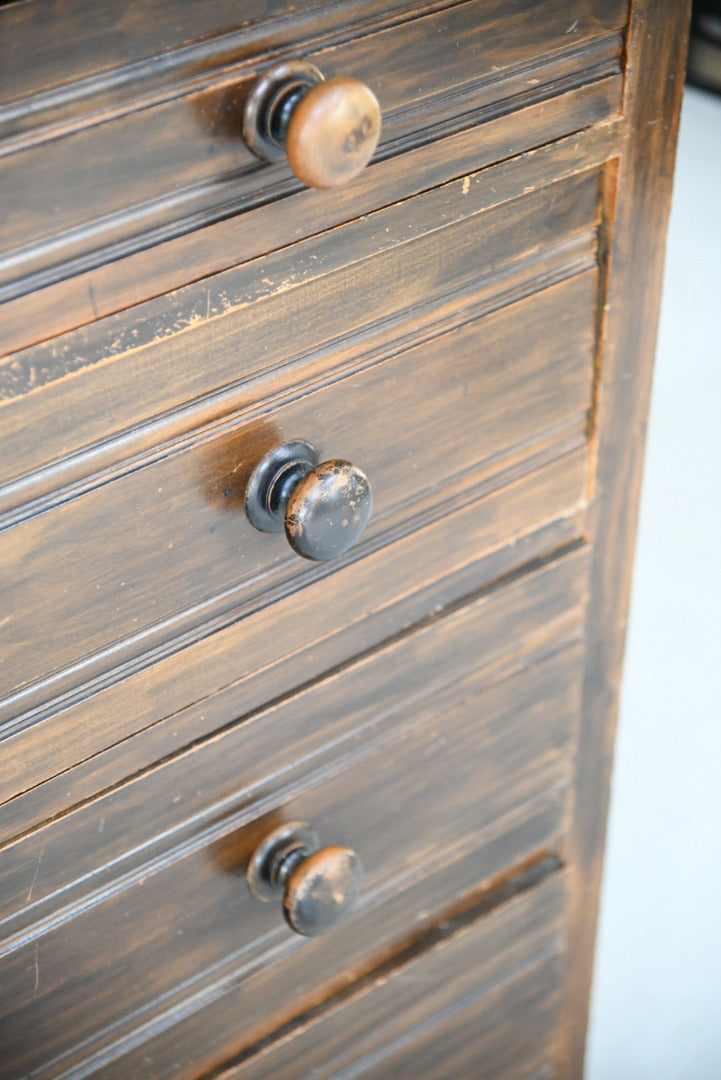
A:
[247,822,363,937]
[285,76,381,188]
[242,60,381,188]
[245,440,372,561]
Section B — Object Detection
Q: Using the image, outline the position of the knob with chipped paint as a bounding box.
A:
[245,440,372,561]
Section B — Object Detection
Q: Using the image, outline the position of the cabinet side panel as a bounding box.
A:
[559,0,691,1074]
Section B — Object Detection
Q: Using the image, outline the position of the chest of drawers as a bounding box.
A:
[0,2,688,1077]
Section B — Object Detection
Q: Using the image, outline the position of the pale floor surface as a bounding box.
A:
[585,86,721,1079]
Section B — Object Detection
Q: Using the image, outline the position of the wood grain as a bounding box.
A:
[341,951,562,1080]
[0,642,580,1080]
[0,158,602,494]
[557,0,692,1074]
[0,1,688,1076]
[0,548,588,913]
[219,875,567,1080]
[0,454,588,834]
[0,269,597,717]
[0,800,565,1080]
[0,0,625,128]
[0,451,590,816]
[0,0,624,302]
[0,78,621,359]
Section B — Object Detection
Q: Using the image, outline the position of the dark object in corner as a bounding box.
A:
[688,0,721,92]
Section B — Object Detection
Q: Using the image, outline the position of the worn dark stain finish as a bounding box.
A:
[245,439,373,560]
[0,1,686,1078]
[0,0,626,311]
[0,270,597,719]
[285,459,373,561]
[0,76,622,359]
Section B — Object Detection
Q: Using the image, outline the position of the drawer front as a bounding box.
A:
[0,550,585,1079]
[1,115,606,822]
[220,875,567,1080]
[0,0,625,307]
[1,449,587,817]
[1,262,596,712]
[1,153,603,490]
[1,161,601,736]
[0,78,620,360]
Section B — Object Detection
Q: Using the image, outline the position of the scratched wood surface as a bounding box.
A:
[1,266,597,714]
[1,451,588,829]
[0,549,587,913]
[0,583,583,1079]
[0,0,687,1077]
[0,163,601,802]
[0,152,604,491]
[221,875,568,1080]
[0,0,625,309]
[0,77,621,358]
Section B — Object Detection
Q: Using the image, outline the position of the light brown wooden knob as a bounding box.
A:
[285,77,381,189]
[242,60,381,189]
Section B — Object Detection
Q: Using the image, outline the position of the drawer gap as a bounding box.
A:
[193,851,565,1080]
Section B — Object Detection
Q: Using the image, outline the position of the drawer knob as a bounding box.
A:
[242,59,381,188]
[245,440,372,561]
[247,822,363,937]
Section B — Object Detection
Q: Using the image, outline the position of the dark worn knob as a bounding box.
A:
[247,822,363,937]
[245,440,372,561]
[242,59,381,188]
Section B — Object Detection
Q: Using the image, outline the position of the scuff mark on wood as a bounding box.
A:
[26,848,44,903]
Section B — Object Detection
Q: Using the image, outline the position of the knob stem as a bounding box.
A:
[276,845,312,889]
[243,60,324,163]
[268,457,315,521]
[245,440,320,535]
[269,84,311,149]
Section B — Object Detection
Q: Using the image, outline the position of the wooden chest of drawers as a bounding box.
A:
[0,2,688,1077]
